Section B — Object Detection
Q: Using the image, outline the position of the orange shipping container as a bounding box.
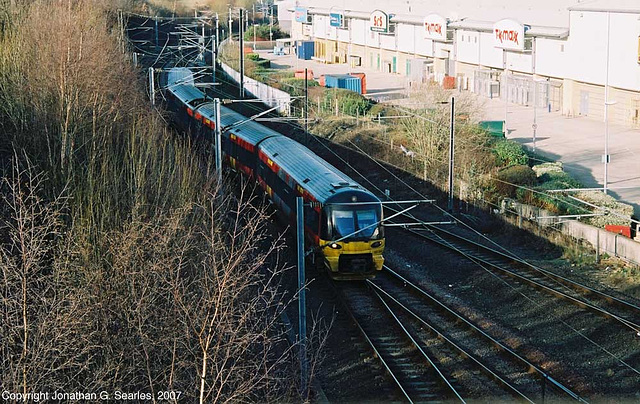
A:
[350,73,367,95]
[294,69,314,80]
[443,75,456,89]
[243,46,253,54]
[605,225,632,238]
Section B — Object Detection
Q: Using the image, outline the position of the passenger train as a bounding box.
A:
[162,68,384,278]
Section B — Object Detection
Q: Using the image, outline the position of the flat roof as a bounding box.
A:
[301,8,570,39]
[295,0,578,27]
[568,0,640,13]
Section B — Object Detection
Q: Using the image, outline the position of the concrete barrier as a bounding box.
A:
[220,61,291,115]
[501,198,640,265]
[561,220,640,265]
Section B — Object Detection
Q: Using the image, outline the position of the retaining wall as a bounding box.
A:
[501,198,640,265]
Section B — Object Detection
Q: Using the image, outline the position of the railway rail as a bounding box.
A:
[372,265,587,403]
[333,269,587,403]
[386,206,640,335]
[334,281,465,403]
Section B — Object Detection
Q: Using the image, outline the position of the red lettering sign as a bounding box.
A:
[494,29,519,45]
[425,23,442,35]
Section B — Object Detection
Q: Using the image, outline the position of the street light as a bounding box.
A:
[603,11,612,194]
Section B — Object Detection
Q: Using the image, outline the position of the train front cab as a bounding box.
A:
[319,191,385,279]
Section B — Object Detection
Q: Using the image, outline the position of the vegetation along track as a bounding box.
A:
[386,206,640,336]
[333,272,586,403]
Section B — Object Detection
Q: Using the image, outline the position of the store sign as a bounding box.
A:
[493,19,525,51]
[370,10,388,33]
[294,7,308,23]
[330,12,343,27]
[423,14,447,41]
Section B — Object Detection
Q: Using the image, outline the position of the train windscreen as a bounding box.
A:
[332,208,380,239]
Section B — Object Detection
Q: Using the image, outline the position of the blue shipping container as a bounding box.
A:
[324,74,362,94]
[297,41,314,60]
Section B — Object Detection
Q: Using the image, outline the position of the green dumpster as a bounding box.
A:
[479,120,505,138]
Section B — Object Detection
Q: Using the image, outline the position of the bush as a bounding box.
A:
[494,165,537,197]
[279,77,319,96]
[322,88,372,117]
[243,24,285,41]
[492,139,528,167]
[246,53,260,61]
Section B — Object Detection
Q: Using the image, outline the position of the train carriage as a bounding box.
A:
[256,136,384,277]
[162,67,385,278]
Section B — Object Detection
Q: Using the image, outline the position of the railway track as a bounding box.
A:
[371,266,587,403]
[386,207,640,335]
[334,281,465,403]
[333,270,587,403]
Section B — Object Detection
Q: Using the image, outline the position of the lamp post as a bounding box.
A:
[603,11,612,194]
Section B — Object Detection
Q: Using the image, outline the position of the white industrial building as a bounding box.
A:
[277,0,640,127]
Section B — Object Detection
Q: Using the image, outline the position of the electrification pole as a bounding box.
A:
[214,98,223,184]
[304,68,309,144]
[148,67,155,106]
[239,8,245,98]
[215,12,220,50]
[228,6,232,42]
[296,197,308,398]
[448,97,455,212]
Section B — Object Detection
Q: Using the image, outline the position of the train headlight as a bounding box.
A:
[371,241,382,248]
[329,242,342,249]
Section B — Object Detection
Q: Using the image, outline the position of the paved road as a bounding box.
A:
[260,50,640,216]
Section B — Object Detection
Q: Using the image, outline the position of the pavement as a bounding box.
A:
[259,50,640,216]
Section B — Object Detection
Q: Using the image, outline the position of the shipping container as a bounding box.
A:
[294,69,314,80]
[349,73,367,95]
[443,75,456,89]
[296,40,315,60]
[325,74,362,94]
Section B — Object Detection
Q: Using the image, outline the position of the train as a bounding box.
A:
[161,68,385,278]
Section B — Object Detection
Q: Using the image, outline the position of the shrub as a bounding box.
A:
[323,88,372,117]
[494,165,537,197]
[246,53,260,61]
[243,24,285,41]
[492,139,528,167]
[279,77,319,96]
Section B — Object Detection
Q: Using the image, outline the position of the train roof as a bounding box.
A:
[197,104,283,146]
[166,67,195,87]
[170,84,205,106]
[259,136,370,203]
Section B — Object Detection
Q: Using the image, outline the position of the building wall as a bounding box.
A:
[535,37,568,79]
[288,6,640,127]
[567,11,640,91]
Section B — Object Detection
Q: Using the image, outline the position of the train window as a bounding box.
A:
[355,210,378,238]
[332,210,355,238]
[331,208,380,239]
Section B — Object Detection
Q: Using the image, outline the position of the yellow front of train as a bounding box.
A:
[319,192,385,279]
